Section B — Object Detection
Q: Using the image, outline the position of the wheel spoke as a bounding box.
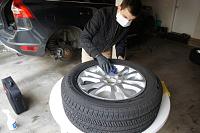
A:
[121,83,143,93]
[118,66,129,75]
[89,85,109,96]
[81,82,106,92]
[80,76,101,83]
[96,66,106,75]
[123,71,138,79]
[115,85,130,99]
[84,70,103,79]
[109,86,117,99]
[132,79,146,82]
[123,80,146,88]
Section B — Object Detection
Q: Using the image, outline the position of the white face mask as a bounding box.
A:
[116,12,132,27]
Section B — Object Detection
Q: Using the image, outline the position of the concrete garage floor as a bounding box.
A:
[0,37,199,133]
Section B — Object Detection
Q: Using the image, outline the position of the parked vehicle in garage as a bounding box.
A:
[0,0,114,60]
[0,0,155,61]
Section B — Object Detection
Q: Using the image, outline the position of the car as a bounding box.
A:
[0,0,155,61]
[0,0,115,61]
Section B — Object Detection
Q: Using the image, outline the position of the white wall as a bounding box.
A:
[155,0,176,31]
[172,0,200,38]
[142,0,176,31]
[143,0,200,39]
[193,12,200,39]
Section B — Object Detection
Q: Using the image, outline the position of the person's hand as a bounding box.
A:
[96,54,112,74]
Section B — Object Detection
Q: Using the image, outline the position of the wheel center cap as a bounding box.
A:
[104,75,121,85]
[107,78,116,83]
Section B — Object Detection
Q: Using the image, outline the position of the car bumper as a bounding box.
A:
[0,29,46,56]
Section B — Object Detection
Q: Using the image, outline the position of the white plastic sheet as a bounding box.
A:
[49,77,170,133]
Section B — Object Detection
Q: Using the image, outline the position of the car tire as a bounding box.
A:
[61,59,163,133]
[189,48,200,65]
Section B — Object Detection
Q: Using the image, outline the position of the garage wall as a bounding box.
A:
[142,0,176,31]
[193,13,200,39]
[172,0,200,39]
[143,0,200,39]
[154,0,176,31]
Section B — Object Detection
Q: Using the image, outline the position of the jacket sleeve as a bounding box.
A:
[116,36,127,58]
[80,10,103,58]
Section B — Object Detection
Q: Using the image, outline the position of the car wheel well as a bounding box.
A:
[46,26,82,61]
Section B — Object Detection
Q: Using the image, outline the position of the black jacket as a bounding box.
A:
[80,6,130,58]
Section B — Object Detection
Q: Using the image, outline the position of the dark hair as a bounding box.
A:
[121,0,142,16]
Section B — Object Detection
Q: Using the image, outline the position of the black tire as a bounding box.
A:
[61,60,163,133]
[189,48,200,65]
